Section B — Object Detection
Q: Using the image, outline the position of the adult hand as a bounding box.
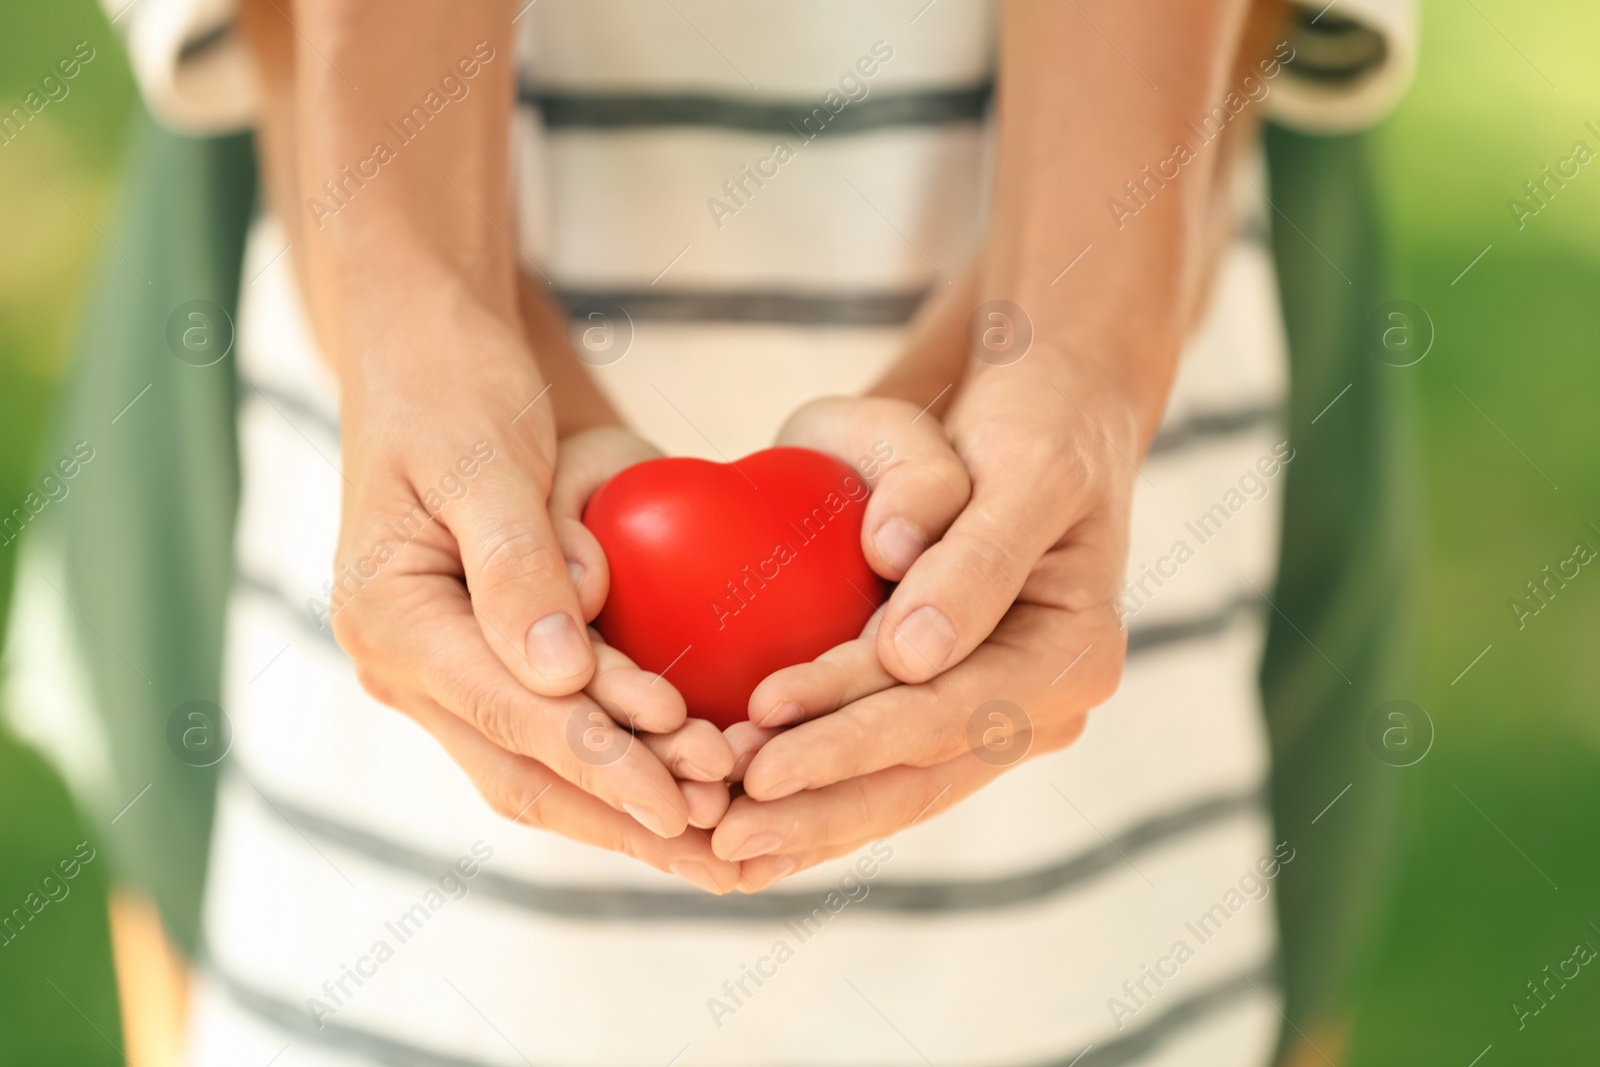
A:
[328,300,734,889]
[716,0,1262,881]
[720,395,972,771]
[247,1,735,882]
[716,353,1136,886]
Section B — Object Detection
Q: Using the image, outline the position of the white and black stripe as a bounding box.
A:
[198,956,1278,1067]
[188,4,1299,1064]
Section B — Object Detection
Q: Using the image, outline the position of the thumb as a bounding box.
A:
[445,440,595,696]
[777,396,971,580]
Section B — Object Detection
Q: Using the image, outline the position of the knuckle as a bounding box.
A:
[473,529,565,597]
[822,711,874,777]
[924,449,973,505]
[946,527,1022,593]
[330,601,376,664]
[1084,652,1125,708]
[615,824,650,864]
[1038,711,1090,754]
[1021,434,1081,496]
[461,685,530,754]
[830,777,875,840]
[481,764,548,827]
[351,664,398,709]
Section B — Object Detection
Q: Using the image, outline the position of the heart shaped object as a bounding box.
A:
[583,447,888,730]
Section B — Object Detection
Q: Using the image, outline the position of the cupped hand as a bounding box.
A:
[548,426,739,831]
[717,351,1140,884]
[329,302,735,888]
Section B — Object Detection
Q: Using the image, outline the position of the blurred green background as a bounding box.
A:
[0,1,1595,1063]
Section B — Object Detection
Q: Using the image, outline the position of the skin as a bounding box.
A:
[247,0,1281,900]
[715,0,1268,883]
[246,0,739,891]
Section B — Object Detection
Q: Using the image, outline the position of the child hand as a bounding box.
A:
[716,395,972,798]
[548,427,740,836]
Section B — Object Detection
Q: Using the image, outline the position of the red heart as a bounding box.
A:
[583,447,888,730]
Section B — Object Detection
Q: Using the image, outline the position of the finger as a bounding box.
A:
[681,779,732,829]
[403,694,740,893]
[747,608,895,728]
[745,599,1111,797]
[724,721,783,783]
[639,718,736,782]
[587,633,689,735]
[737,839,865,893]
[714,756,990,864]
[777,397,971,580]
[549,428,663,621]
[874,443,1080,683]
[554,516,608,622]
[442,446,594,696]
[548,426,663,520]
[342,573,693,837]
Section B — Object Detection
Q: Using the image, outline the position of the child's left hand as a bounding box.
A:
[548,426,740,833]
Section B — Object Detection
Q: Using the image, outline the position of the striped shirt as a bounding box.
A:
[67,2,1413,1065]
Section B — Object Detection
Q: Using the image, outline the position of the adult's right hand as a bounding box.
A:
[327,288,738,893]
[245,1,739,891]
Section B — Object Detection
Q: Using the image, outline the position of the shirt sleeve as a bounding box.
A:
[1268,0,1417,133]
[100,0,256,133]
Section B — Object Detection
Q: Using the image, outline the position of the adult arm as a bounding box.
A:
[241,0,737,888]
[718,0,1264,873]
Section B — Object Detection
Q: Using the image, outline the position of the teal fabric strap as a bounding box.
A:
[45,104,254,954]
[1261,121,1419,1049]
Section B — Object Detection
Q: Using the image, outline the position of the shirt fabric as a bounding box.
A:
[16,2,1418,1065]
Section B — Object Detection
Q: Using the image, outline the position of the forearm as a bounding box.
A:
[246,0,624,438]
[245,0,520,393]
[982,0,1252,448]
[514,273,627,437]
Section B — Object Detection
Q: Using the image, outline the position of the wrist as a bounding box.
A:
[970,340,1161,461]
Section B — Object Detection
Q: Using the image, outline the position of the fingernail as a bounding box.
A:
[527,611,590,679]
[566,560,586,590]
[761,779,807,800]
[873,518,927,575]
[670,860,724,894]
[762,701,804,728]
[726,831,783,862]
[894,605,956,674]
[624,802,670,837]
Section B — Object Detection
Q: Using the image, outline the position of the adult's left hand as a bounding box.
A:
[714,349,1140,889]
